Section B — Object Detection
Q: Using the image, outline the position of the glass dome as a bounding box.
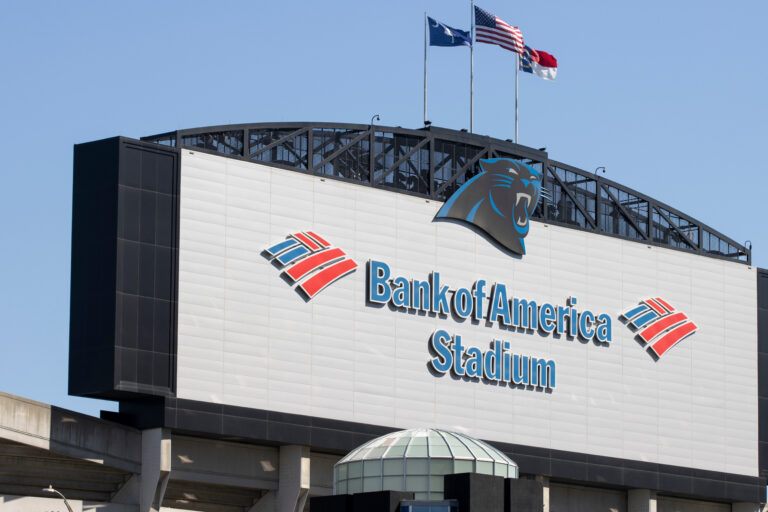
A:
[333,428,518,500]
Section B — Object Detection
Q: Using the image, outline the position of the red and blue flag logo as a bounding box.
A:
[621,298,698,358]
[264,231,357,299]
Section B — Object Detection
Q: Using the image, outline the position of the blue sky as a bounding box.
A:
[1,1,766,417]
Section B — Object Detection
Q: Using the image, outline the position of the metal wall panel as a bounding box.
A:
[69,138,179,400]
[176,151,758,476]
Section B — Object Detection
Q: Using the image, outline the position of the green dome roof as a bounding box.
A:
[334,428,518,500]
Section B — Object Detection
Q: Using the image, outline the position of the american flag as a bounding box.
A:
[474,6,524,54]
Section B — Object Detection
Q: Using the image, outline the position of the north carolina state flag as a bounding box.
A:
[520,45,557,81]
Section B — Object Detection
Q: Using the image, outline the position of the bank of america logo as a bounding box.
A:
[264,231,357,299]
[621,298,698,358]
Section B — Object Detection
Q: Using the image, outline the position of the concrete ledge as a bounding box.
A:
[0,392,141,473]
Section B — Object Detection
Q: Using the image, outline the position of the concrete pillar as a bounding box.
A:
[732,504,761,512]
[250,492,275,512]
[628,489,657,512]
[139,428,171,512]
[535,475,550,512]
[111,475,140,506]
[274,445,310,512]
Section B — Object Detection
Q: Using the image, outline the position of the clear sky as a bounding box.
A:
[1,1,766,418]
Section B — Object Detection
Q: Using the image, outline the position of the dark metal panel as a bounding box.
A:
[113,140,180,398]
[69,137,180,401]
[69,137,121,397]
[759,268,768,479]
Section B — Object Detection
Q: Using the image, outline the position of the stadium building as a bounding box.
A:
[0,122,766,512]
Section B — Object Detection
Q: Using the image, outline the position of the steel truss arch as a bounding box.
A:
[142,122,750,264]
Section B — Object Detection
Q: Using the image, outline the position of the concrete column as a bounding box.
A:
[535,475,550,512]
[111,475,140,506]
[139,428,171,512]
[732,503,761,512]
[250,492,275,512]
[628,489,657,512]
[273,445,310,512]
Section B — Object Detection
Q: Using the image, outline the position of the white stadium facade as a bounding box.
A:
[0,122,766,512]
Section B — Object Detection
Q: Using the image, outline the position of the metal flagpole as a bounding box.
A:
[515,52,519,142]
[424,12,428,125]
[470,0,474,133]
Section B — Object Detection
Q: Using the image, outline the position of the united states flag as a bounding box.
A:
[474,6,524,54]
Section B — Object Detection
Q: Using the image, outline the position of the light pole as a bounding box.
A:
[42,485,74,512]
[369,114,380,177]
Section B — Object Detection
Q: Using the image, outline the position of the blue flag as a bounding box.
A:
[428,17,471,47]
[520,46,534,74]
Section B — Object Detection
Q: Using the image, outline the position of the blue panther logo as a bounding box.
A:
[435,158,542,256]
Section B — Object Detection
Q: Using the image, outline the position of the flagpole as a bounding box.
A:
[424,12,428,126]
[515,53,519,143]
[470,0,474,133]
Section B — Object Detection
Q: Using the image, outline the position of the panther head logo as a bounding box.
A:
[434,158,542,256]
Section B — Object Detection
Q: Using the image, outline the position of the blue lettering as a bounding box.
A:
[568,297,578,337]
[429,330,453,373]
[503,341,511,381]
[472,280,487,321]
[513,299,538,330]
[412,280,430,311]
[430,272,450,315]
[539,303,556,333]
[512,354,529,385]
[465,347,483,378]
[556,305,568,335]
[367,260,390,304]
[453,288,473,319]
[484,340,502,380]
[391,277,411,308]
[488,285,511,325]
[428,332,556,391]
[530,358,556,389]
[452,335,465,376]
[578,311,595,340]
[596,314,612,342]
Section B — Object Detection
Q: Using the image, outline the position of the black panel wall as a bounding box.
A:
[69,138,120,396]
[69,137,179,400]
[758,268,768,479]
